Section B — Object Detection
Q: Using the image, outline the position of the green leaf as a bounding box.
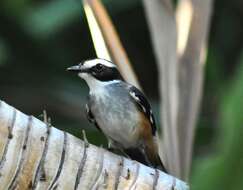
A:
[192,54,243,189]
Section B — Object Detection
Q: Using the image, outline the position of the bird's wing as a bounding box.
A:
[85,102,102,132]
[128,86,156,135]
[85,103,95,123]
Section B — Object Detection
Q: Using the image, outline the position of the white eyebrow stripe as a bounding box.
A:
[83,58,116,68]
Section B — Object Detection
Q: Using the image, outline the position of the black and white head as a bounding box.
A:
[67,58,123,90]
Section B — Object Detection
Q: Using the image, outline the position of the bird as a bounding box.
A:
[67,58,166,171]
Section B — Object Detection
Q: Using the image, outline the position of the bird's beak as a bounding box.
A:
[66,65,82,73]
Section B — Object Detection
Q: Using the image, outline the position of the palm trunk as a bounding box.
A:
[0,101,188,190]
[143,0,213,180]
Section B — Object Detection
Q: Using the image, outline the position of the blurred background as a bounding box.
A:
[0,0,242,188]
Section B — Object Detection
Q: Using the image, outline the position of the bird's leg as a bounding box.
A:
[82,130,89,144]
[41,110,52,126]
[107,139,113,150]
[107,139,118,153]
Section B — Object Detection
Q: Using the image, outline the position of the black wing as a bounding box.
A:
[129,86,156,135]
[85,102,101,132]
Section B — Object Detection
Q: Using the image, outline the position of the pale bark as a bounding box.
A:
[83,0,141,90]
[0,101,189,190]
[176,0,213,180]
[143,0,181,178]
[143,0,213,180]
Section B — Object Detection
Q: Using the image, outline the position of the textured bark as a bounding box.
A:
[0,101,189,190]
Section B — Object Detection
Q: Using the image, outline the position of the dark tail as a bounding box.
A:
[152,153,167,172]
[124,147,167,173]
[124,148,148,166]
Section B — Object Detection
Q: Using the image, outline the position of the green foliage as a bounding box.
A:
[0,38,8,65]
[192,55,243,189]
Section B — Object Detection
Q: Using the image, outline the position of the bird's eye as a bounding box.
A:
[95,63,103,71]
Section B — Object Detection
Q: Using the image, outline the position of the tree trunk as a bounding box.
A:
[143,0,213,180]
[143,0,181,178]
[0,101,188,190]
[176,0,213,179]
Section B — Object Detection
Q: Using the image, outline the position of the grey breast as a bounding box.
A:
[88,82,140,146]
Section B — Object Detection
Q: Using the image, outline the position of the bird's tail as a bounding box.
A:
[124,137,167,172]
[144,136,167,172]
[124,148,149,166]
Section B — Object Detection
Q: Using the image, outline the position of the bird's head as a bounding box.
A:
[67,58,123,89]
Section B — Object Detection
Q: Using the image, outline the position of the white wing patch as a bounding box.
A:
[142,106,146,113]
[150,115,154,124]
[129,90,152,115]
[129,86,157,135]
[129,91,153,117]
[130,91,147,112]
[130,91,139,101]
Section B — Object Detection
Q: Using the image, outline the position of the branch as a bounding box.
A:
[0,100,189,189]
[143,0,213,180]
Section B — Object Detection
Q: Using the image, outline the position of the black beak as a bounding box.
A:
[66,65,81,73]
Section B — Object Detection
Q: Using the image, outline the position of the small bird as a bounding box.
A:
[67,58,166,171]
